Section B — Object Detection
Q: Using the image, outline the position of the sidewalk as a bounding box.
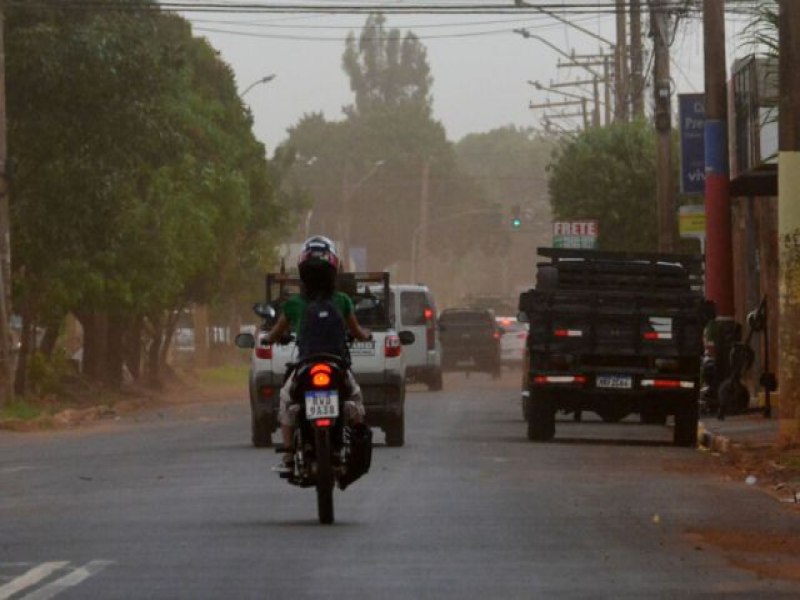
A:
[698,410,779,453]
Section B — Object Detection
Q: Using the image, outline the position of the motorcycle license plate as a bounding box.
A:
[304,390,340,419]
[596,375,633,389]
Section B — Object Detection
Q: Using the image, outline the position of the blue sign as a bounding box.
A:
[679,94,706,195]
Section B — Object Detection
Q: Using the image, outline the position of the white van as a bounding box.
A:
[385,284,443,391]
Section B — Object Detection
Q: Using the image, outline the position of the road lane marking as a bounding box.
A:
[0,562,69,599]
[18,560,113,600]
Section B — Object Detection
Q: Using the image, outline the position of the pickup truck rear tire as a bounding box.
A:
[427,368,444,391]
[673,396,699,447]
[251,413,274,447]
[527,394,556,441]
[385,418,405,447]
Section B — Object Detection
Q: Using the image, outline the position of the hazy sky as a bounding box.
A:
[181,4,753,155]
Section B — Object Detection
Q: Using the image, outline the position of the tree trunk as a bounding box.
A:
[13,308,34,396]
[78,311,109,382]
[104,313,125,388]
[146,313,164,389]
[159,308,181,369]
[193,304,210,368]
[125,315,143,381]
[39,313,64,358]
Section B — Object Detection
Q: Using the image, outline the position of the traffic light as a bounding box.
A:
[510,204,522,229]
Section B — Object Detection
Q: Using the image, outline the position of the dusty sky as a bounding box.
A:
[181,4,753,155]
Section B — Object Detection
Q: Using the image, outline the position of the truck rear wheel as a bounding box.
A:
[251,403,274,447]
[385,417,405,447]
[673,396,698,447]
[527,394,555,441]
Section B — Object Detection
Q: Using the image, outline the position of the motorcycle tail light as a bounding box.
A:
[315,419,333,428]
[259,386,274,399]
[310,363,332,375]
[312,372,331,387]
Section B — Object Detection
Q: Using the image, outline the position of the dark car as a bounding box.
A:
[438,308,502,378]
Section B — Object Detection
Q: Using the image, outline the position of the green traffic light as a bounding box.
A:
[511,218,522,228]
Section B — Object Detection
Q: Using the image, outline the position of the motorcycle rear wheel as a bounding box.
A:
[315,428,335,525]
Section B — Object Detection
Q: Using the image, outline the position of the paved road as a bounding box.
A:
[2,371,799,599]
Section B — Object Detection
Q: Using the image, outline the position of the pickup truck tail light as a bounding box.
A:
[424,307,436,350]
[255,345,273,359]
[643,332,673,340]
[533,375,587,385]
[385,334,402,358]
[554,329,583,338]
[641,378,694,389]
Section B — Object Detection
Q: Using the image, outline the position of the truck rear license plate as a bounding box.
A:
[596,375,633,389]
[350,340,375,356]
[304,391,340,419]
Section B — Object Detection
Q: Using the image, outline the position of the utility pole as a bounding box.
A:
[778,0,800,444]
[651,0,676,252]
[703,0,734,316]
[615,0,629,121]
[531,79,600,128]
[630,0,645,117]
[0,7,13,407]
[418,159,430,283]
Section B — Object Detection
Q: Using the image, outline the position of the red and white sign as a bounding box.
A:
[553,220,598,249]
[553,221,598,236]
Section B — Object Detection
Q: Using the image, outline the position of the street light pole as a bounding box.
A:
[240,73,276,97]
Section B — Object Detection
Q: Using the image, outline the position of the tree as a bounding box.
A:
[6,3,294,391]
[342,13,433,118]
[548,120,661,252]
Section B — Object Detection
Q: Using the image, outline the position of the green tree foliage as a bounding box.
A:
[280,13,496,272]
[548,120,660,252]
[7,1,294,389]
[342,13,432,117]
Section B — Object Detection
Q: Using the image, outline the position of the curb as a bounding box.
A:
[698,421,731,454]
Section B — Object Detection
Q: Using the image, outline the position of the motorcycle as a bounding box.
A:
[278,352,372,525]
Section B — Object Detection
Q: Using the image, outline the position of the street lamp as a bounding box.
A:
[241,73,276,97]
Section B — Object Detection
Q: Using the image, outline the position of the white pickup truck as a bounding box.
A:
[245,272,413,447]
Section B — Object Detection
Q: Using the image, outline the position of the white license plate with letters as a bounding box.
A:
[349,340,376,356]
[304,390,340,419]
[596,375,633,389]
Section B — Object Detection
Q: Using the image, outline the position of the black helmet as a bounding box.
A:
[298,236,340,294]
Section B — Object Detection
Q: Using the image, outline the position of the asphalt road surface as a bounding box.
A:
[2,370,800,599]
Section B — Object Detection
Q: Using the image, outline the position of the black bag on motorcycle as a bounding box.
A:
[338,423,372,490]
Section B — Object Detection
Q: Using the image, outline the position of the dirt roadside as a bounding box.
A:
[0,372,247,432]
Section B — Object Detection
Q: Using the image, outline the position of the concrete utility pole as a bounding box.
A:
[630,0,646,117]
[417,159,430,283]
[531,80,600,127]
[0,7,13,407]
[556,53,614,125]
[778,0,800,445]
[615,0,629,121]
[702,0,734,318]
[651,0,676,251]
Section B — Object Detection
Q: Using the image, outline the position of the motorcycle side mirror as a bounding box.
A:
[253,302,277,322]
[398,331,415,346]
[235,332,256,349]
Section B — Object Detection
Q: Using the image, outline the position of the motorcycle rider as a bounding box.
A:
[262,236,372,473]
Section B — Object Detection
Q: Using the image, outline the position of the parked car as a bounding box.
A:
[439,308,501,378]
[495,316,528,366]
[243,272,412,448]
[379,284,443,391]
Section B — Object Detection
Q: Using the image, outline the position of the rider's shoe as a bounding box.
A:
[272,454,294,475]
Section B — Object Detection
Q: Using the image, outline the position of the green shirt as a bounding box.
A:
[282,292,353,335]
